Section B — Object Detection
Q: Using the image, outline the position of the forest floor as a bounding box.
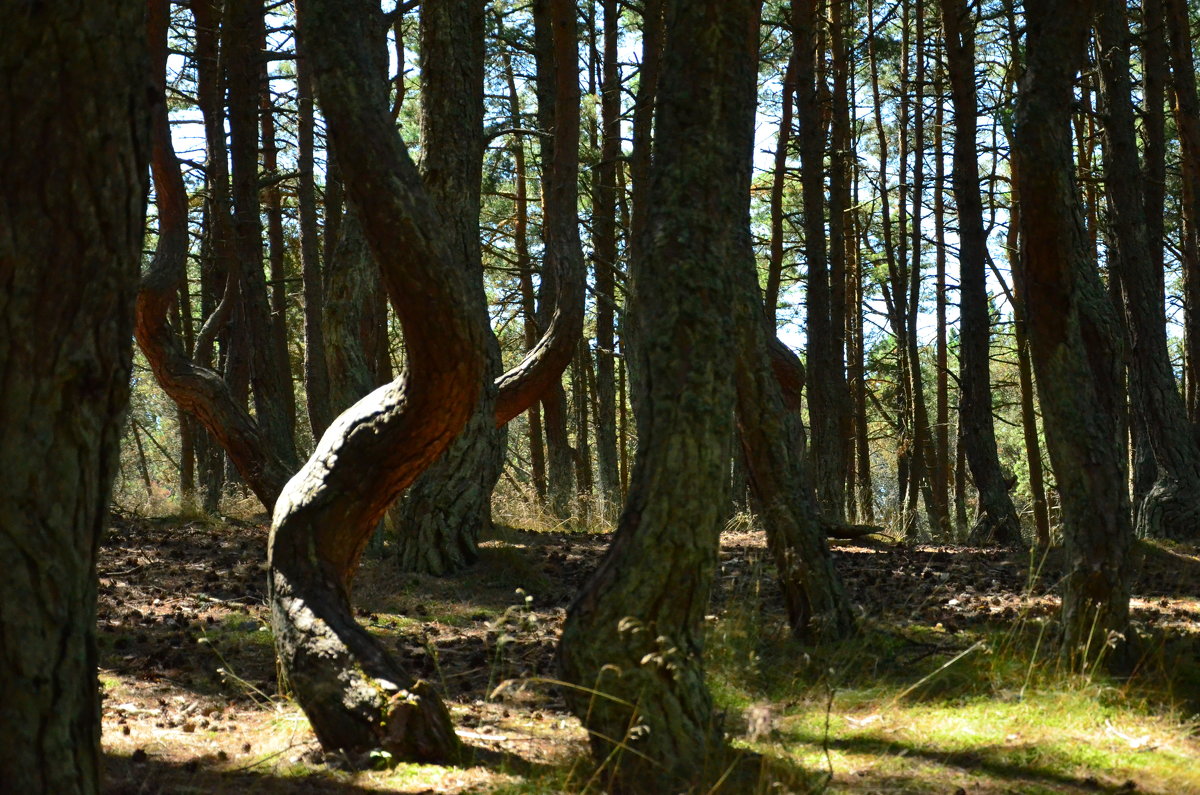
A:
[97,509,1200,794]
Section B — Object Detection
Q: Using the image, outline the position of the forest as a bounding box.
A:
[3,0,1200,792]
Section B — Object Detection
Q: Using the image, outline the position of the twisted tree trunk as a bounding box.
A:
[269,0,488,760]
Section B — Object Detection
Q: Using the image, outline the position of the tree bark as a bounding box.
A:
[270,0,488,760]
[1096,0,1200,540]
[504,48,548,498]
[227,0,297,465]
[1014,0,1135,664]
[1136,0,1169,517]
[0,2,149,792]
[796,0,847,519]
[1165,0,1200,420]
[137,0,297,512]
[592,0,623,513]
[528,0,583,521]
[766,53,796,329]
[297,13,333,441]
[393,0,507,575]
[558,2,761,788]
[940,0,1023,547]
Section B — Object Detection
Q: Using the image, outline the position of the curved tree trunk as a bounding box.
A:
[558,1,760,788]
[1097,0,1200,541]
[136,0,297,512]
[940,0,1023,547]
[270,0,487,760]
[737,330,856,641]
[0,3,149,792]
[1015,0,1135,665]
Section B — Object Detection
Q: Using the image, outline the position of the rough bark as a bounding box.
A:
[323,208,388,411]
[902,0,948,537]
[558,2,760,789]
[504,47,548,497]
[1007,161,1053,548]
[0,3,149,792]
[1015,0,1136,664]
[623,0,663,436]
[260,38,296,443]
[270,0,487,760]
[736,299,856,640]
[487,3,589,436]
[1096,0,1200,540]
[1001,7,1051,547]
[828,0,856,517]
[192,0,236,511]
[393,0,506,576]
[940,0,1023,547]
[866,0,939,535]
[796,0,847,519]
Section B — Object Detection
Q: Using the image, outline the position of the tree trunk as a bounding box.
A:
[766,53,796,328]
[827,0,854,518]
[940,0,1023,547]
[903,0,949,538]
[260,41,296,444]
[227,0,297,465]
[558,1,760,788]
[623,0,663,435]
[530,0,583,522]
[271,0,490,760]
[1165,0,1200,421]
[137,0,297,512]
[1007,162,1053,548]
[1096,0,1200,540]
[736,329,856,640]
[1014,0,1135,664]
[0,3,148,792]
[931,51,954,537]
[592,0,623,514]
[796,0,847,519]
[393,0,506,576]
[848,139,875,522]
[323,208,387,411]
[297,17,333,441]
[1133,0,1169,518]
[1000,6,1051,547]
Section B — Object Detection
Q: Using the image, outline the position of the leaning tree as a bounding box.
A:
[1014,0,1135,664]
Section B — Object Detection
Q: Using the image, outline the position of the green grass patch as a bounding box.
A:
[707,608,1200,794]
